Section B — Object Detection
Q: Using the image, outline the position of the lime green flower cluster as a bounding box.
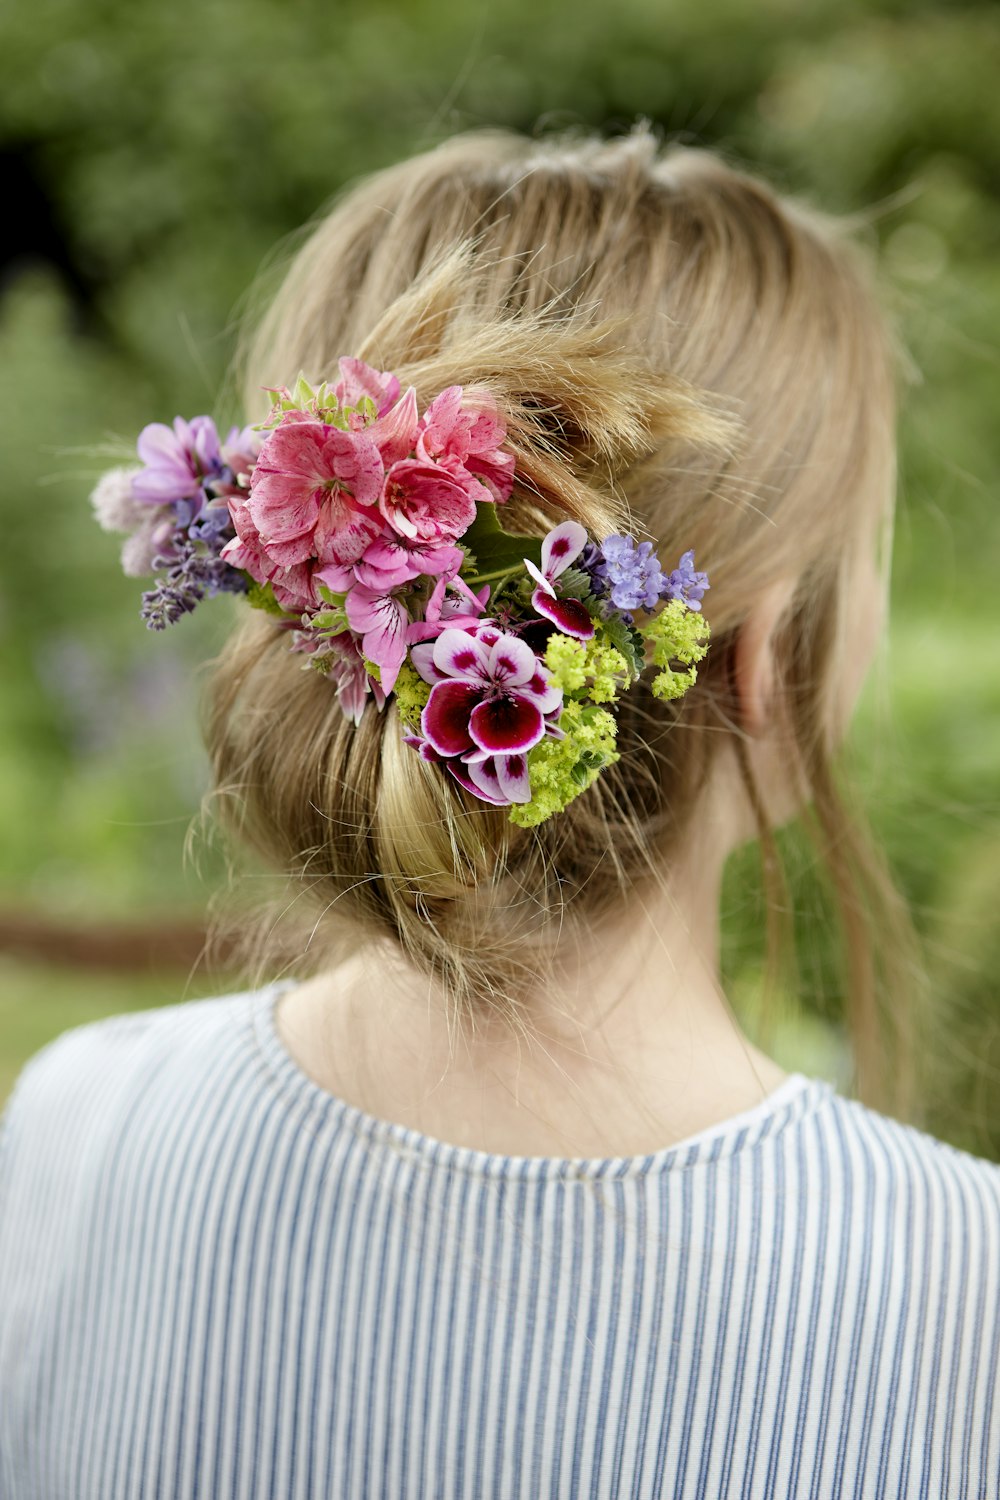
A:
[542,626,632,704]
[392,659,432,729]
[245,580,292,617]
[508,700,619,828]
[639,599,711,701]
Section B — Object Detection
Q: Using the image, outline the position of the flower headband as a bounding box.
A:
[90,360,710,826]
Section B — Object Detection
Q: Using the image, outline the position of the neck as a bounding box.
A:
[274,802,789,1158]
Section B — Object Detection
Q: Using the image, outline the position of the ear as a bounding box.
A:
[731,577,798,738]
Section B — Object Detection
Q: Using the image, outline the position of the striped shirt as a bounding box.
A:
[1,980,998,1499]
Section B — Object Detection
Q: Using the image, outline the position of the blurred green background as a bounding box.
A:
[1,0,998,1154]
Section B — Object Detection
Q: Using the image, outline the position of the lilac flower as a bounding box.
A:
[132,416,224,504]
[596,534,668,612]
[408,622,562,803]
[662,550,710,611]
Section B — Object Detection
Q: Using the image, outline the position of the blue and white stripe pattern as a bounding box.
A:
[1,981,998,1498]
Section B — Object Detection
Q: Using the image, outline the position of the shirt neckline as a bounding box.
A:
[251,978,836,1181]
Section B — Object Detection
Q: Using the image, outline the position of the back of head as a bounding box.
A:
[203,123,910,1100]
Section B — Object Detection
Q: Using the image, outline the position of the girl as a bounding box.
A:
[2,124,998,1497]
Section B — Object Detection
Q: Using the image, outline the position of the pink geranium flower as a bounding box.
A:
[523,520,595,639]
[405,574,491,644]
[352,530,463,591]
[416,385,516,503]
[290,628,386,726]
[344,584,410,694]
[246,411,385,568]
[379,456,479,544]
[334,357,401,417]
[220,492,318,611]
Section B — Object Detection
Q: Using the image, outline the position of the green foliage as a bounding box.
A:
[1,0,998,1151]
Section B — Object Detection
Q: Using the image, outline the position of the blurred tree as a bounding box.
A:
[1,0,997,1150]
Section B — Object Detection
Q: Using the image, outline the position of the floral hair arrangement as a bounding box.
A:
[90,359,710,827]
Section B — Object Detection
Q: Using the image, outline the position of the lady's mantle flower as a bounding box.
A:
[662,549,710,611]
[523,521,595,640]
[508,700,620,827]
[408,623,562,803]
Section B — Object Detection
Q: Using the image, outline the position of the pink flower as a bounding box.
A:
[120,509,177,577]
[290,628,386,726]
[405,574,491,643]
[334,357,401,417]
[378,456,479,544]
[411,625,562,775]
[416,385,516,503]
[132,416,222,503]
[367,387,420,464]
[523,520,595,640]
[220,493,317,611]
[352,530,463,592]
[246,411,385,568]
[344,584,410,694]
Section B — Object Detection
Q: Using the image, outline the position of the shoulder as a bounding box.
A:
[817,1086,1000,1250]
[0,987,265,1187]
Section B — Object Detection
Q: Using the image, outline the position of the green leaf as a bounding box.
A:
[461,504,542,580]
[598,613,646,677]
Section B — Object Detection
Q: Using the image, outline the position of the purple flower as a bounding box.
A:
[662,550,710,611]
[132,416,224,504]
[596,534,667,612]
[140,540,247,630]
[408,623,562,803]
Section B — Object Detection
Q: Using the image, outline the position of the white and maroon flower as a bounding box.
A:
[416,385,516,504]
[245,411,385,569]
[409,625,562,798]
[524,520,595,640]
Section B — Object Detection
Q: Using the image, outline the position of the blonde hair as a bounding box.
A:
[202,123,922,1119]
